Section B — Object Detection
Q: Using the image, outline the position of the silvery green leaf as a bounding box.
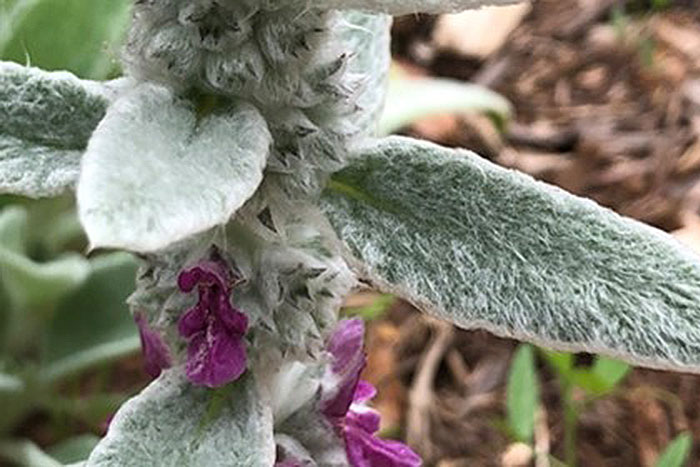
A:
[317,0,520,15]
[380,77,512,135]
[321,136,700,372]
[0,61,111,198]
[77,84,271,252]
[341,11,391,136]
[86,370,275,467]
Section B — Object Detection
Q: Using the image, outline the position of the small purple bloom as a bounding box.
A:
[134,312,171,378]
[322,319,422,467]
[177,252,248,388]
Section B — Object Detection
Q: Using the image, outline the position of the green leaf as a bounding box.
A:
[343,293,396,321]
[0,61,114,198]
[656,432,692,467]
[86,370,275,467]
[587,357,630,394]
[540,351,574,381]
[507,344,539,443]
[310,0,520,14]
[47,435,100,465]
[321,136,700,372]
[1,0,132,79]
[380,77,512,135]
[541,351,629,395]
[0,439,62,467]
[0,206,90,309]
[77,84,271,252]
[0,372,23,393]
[42,253,139,382]
[0,204,26,253]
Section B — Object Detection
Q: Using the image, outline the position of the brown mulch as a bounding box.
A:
[363,1,700,466]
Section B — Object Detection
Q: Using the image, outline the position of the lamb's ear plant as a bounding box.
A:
[3,0,700,465]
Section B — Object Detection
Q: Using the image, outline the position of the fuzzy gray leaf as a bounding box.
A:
[77,84,271,252]
[321,136,700,372]
[86,370,275,467]
[318,0,520,14]
[0,61,110,197]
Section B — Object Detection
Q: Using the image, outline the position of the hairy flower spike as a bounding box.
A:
[177,251,248,388]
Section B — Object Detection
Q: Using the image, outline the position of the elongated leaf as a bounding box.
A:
[86,370,275,467]
[321,136,700,372]
[42,253,139,383]
[320,0,519,14]
[78,84,271,252]
[656,432,692,467]
[1,0,131,79]
[507,344,538,443]
[380,77,512,135]
[0,61,112,198]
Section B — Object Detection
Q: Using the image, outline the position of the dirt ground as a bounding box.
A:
[364,1,700,466]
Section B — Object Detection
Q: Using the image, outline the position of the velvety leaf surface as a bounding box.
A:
[77,84,271,252]
[86,370,275,467]
[341,11,391,136]
[321,136,700,372]
[0,61,110,198]
[319,0,520,14]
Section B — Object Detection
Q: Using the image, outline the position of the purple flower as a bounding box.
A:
[134,312,171,378]
[177,252,248,388]
[322,319,422,467]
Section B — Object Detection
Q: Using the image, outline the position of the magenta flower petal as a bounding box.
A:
[184,318,247,388]
[347,407,381,434]
[177,256,234,293]
[327,318,365,375]
[178,306,207,338]
[345,427,422,467]
[177,251,248,388]
[216,298,248,334]
[134,313,171,378]
[353,380,377,404]
[321,319,422,466]
[322,319,367,418]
